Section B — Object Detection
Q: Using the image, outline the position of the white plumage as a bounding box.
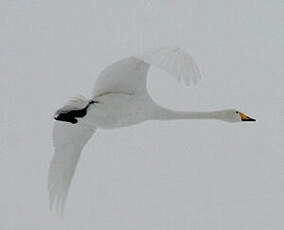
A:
[49,47,255,215]
[135,47,201,85]
[49,121,96,215]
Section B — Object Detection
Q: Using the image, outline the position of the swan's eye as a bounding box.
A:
[236,111,239,114]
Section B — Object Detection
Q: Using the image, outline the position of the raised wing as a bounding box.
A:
[48,121,96,215]
[92,47,202,97]
[93,57,150,97]
[136,47,202,85]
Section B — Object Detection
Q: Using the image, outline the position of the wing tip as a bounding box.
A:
[48,186,67,217]
[136,46,203,87]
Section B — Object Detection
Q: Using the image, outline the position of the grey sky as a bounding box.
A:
[0,0,283,229]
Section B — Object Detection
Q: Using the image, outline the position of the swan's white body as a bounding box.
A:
[49,47,255,214]
[86,93,152,129]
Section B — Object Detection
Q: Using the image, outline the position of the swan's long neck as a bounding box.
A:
[152,106,227,121]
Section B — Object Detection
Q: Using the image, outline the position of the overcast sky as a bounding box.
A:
[0,0,283,229]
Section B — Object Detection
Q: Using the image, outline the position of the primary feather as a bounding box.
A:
[48,121,96,215]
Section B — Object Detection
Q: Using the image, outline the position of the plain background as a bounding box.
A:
[0,0,283,229]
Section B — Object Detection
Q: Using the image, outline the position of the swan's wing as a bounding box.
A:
[48,121,96,215]
[136,47,202,85]
[92,47,202,97]
[93,57,150,96]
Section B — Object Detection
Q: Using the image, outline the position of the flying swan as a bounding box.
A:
[48,47,255,214]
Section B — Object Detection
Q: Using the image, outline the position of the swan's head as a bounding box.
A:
[222,109,256,123]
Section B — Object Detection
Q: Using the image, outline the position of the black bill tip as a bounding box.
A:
[242,117,256,122]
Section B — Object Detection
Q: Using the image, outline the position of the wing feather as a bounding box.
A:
[48,121,96,215]
[93,57,150,96]
[92,47,202,97]
[135,47,202,86]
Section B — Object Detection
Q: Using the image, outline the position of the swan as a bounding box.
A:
[48,47,255,214]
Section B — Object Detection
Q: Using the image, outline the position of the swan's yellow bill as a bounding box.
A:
[239,112,256,121]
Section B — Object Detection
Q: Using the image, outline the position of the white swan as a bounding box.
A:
[48,47,255,214]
